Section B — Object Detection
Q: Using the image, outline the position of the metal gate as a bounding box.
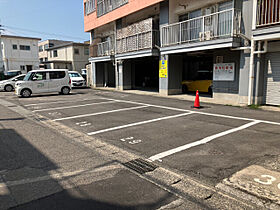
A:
[265,52,280,105]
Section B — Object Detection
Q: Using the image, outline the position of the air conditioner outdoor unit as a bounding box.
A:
[199,32,204,41]
[204,31,213,40]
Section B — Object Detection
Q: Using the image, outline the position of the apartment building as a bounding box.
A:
[250,0,280,105]
[38,39,72,69]
[43,42,90,73]
[84,0,280,106]
[0,35,41,73]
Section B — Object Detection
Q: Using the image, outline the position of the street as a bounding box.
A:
[1,88,280,209]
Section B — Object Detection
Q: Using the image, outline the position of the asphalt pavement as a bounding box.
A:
[1,88,280,209]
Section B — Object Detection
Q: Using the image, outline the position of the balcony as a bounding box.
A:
[256,0,280,27]
[116,30,159,54]
[97,0,128,17]
[161,8,240,47]
[90,39,115,59]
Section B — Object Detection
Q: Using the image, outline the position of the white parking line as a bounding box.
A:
[87,112,193,136]
[107,98,280,126]
[53,105,149,121]
[24,97,113,107]
[32,101,118,112]
[148,121,260,161]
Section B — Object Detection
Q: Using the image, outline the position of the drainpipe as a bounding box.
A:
[248,40,255,105]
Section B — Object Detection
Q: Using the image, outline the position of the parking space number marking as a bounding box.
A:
[76,121,91,127]
[254,174,280,189]
[120,137,142,145]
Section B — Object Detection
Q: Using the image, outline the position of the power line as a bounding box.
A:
[3,25,88,41]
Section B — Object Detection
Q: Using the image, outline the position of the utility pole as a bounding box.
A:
[0,23,4,73]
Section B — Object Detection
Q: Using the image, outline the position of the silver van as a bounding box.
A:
[15,69,71,97]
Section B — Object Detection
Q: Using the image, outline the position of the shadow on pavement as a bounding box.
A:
[0,129,176,210]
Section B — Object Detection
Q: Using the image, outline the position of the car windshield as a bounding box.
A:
[23,72,32,81]
[69,73,81,78]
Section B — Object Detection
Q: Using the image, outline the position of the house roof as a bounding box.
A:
[46,42,90,50]
[1,34,41,41]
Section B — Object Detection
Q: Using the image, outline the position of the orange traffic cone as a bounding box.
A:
[192,90,201,109]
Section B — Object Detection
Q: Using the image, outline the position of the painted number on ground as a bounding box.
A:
[48,112,61,116]
[120,137,142,145]
[254,175,280,190]
[76,121,91,127]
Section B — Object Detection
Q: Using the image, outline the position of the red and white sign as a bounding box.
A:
[213,63,235,81]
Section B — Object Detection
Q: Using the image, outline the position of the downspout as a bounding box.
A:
[248,40,255,105]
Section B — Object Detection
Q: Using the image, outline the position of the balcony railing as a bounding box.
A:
[97,40,115,56]
[97,0,128,17]
[116,30,159,54]
[161,8,240,47]
[257,0,280,27]
[90,39,115,58]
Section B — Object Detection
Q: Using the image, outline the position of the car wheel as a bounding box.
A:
[182,85,188,93]
[4,85,13,92]
[21,89,31,98]
[61,87,70,95]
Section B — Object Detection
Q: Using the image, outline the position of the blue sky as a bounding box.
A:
[0,0,89,42]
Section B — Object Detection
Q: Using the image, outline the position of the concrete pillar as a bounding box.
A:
[159,54,183,95]
[238,51,250,104]
[159,55,169,95]
[91,62,97,88]
[116,60,123,90]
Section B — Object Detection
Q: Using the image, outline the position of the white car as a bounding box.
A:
[69,71,86,88]
[15,69,71,97]
[0,74,26,92]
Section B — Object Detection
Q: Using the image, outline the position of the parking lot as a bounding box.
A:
[3,88,280,187]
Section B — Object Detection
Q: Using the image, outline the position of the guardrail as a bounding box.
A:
[161,8,240,47]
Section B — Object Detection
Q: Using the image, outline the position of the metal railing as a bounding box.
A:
[257,0,280,27]
[97,0,128,17]
[116,30,159,54]
[97,40,115,56]
[89,39,115,57]
[85,0,95,16]
[161,8,240,47]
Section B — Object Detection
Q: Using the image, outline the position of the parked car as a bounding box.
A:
[0,74,26,92]
[182,70,213,94]
[69,71,86,88]
[15,69,71,97]
[4,70,22,79]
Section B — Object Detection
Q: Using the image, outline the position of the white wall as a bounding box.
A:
[1,36,40,73]
[169,0,229,23]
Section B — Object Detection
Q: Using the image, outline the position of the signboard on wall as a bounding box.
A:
[213,63,235,81]
[159,59,168,78]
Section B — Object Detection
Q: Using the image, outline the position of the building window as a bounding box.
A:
[12,45,17,50]
[84,47,89,55]
[49,43,54,48]
[53,50,58,57]
[85,0,95,16]
[20,65,25,71]
[74,48,79,55]
[39,46,43,52]
[20,45,30,51]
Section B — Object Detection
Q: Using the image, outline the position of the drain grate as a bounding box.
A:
[122,158,158,174]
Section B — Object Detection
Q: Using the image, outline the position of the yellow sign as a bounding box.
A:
[159,60,168,78]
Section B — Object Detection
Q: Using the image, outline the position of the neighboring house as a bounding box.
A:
[0,35,41,74]
[84,0,280,106]
[40,41,90,73]
[38,39,72,69]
